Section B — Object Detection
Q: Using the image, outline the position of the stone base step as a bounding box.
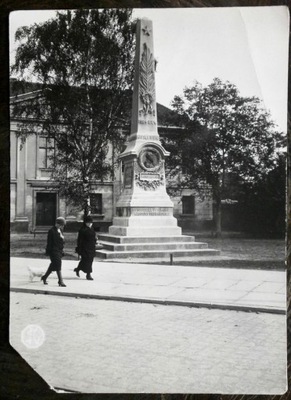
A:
[98,233,196,244]
[96,233,220,260]
[100,240,208,252]
[95,248,220,260]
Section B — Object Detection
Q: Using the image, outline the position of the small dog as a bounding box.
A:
[27,266,45,282]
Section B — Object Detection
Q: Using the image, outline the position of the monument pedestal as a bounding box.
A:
[96,18,219,260]
[96,233,219,260]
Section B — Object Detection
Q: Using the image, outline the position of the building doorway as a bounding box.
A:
[35,192,57,226]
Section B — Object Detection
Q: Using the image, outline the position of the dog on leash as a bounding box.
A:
[27,266,45,282]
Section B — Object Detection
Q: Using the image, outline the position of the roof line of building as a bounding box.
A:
[10,89,44,103]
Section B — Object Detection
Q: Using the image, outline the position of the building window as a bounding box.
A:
[35,192,57,226]
[39,136,55,169]
[90,194,102,215]
[182,195,195,215]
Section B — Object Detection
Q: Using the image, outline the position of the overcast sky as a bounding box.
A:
[9,6,289,132]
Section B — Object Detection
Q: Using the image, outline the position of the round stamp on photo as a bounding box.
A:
[21,324,45,349]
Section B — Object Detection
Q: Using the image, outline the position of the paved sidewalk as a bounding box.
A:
[10,292,287,394]
[10,257,286,313]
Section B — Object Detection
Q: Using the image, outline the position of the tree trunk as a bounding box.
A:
[84,195,91,217]
[213,195,222,238]
[215,201,222,238]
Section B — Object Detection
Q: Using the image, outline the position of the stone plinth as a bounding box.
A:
[96,233,220,260]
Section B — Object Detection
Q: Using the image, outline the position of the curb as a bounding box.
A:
[11,287,286,315]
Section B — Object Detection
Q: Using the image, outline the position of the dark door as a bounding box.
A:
[36,192,56,226]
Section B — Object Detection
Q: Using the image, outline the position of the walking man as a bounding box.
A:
[41,217,66,287]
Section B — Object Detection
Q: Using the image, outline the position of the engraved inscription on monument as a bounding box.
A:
[140,173,160,180]
[138,120,157,125]
[131,207,171,216]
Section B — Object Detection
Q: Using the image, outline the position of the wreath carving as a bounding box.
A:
[139,43,156,117]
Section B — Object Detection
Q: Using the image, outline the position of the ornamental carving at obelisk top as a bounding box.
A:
[110,17,181,237]
[96,18,220,259]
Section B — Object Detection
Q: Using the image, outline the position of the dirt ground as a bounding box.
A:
[10,233,285,270]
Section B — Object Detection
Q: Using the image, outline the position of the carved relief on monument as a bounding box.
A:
[138,146,162,172]
[139,43,156,117]
[135,146,164,190]
[135,176,163,190]
[142,25,151,36]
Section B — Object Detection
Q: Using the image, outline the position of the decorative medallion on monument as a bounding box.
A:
[138,146,162,172]
[136,145,163,190]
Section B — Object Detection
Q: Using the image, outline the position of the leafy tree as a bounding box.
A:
[165,78,284,236]
[238,153,286,237]
[11,9,135,214]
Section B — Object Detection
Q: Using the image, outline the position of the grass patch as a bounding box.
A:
[10,233,285,269]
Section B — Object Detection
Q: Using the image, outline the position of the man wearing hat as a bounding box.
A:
[41,216,66,287]
[74,215,96,280]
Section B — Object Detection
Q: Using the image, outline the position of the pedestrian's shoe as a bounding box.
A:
[58,281,66,287]
[86,274,94,281]
[74,268,80,277]
[41,276,48,285]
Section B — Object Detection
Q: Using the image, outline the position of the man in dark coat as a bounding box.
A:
[41,216,66,287]
[74,215,96,280]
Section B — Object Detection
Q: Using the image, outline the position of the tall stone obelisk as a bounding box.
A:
[96,19,220,259]
[110,18,181,237]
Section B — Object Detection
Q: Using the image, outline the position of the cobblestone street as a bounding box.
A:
[10,292,287,394]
